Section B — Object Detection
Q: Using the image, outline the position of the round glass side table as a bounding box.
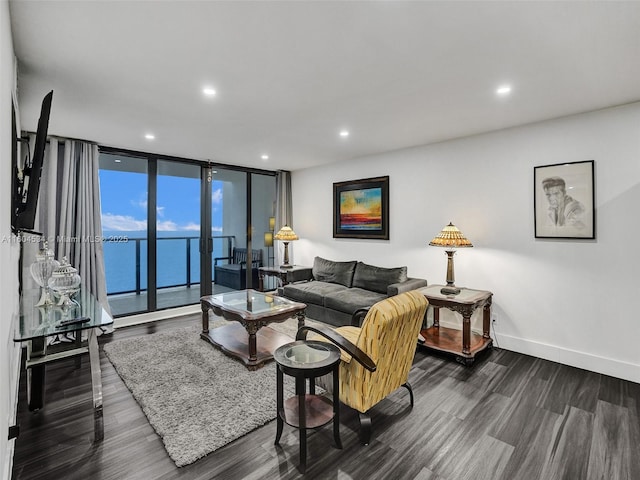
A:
[274,340,342,473]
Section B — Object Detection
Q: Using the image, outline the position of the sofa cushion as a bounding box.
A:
[352,262,408,294]
[283,281,348,306]
[312,256,357,287]
[324,287,387,315]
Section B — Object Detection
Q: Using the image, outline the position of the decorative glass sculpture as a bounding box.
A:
[30,242,60,307]
[48,257,82,307]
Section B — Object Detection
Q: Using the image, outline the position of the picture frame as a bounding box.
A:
[333,176,389,240]
[534,160,595,239]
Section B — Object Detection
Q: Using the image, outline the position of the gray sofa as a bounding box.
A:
[281,256,428,326]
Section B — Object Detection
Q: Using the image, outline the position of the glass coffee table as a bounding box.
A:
[200,289,307,370]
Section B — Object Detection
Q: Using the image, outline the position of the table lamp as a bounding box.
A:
[429,222,473,295]
[274,225,299,269]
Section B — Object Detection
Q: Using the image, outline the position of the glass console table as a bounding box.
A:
[14,288,113,442]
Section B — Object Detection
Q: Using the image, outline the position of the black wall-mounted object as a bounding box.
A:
[8,424,19,440]
[12,90,53,233]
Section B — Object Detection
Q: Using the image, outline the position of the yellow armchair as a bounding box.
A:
[296,290,428,445]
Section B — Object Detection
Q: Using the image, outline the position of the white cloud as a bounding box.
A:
[131,198,148,210]
[212,188,222,204]
[157,206,165,217]
[157,220,178,231]
[182,223,200,231]
[102,214,203,233]
[101,213,147,231]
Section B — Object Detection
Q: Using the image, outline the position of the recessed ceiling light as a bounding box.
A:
[496,85,512,96]
[203,87,217,97]
[145,133,155,140]
[261,154,269,160]
[114,159,121,163]
[339,130,350,138]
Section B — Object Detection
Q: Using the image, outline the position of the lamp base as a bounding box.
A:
[440,286,461,295]
[280,264,294,269]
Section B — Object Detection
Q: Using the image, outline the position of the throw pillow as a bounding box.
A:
[352,262,408,294]
[312,256,357,287]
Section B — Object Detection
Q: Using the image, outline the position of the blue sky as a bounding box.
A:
[99,170,223,234]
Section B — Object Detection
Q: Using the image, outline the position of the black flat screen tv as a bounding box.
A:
[12,90,53,233]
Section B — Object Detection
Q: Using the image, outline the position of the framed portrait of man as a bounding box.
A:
[534,160,595,239]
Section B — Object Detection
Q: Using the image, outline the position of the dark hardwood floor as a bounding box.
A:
[11,314,640,480]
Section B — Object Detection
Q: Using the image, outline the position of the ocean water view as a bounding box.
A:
[102,231,230,294]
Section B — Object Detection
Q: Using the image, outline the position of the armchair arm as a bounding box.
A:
[296,325,376,372]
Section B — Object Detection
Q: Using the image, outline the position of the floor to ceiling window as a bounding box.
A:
[99,152,149,316]
[98,148,276,317]
[251,172,277,289]
[209,168,246,288]
[156,160,202,310]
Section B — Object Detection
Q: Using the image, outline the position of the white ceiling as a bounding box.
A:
[9,1,640,172]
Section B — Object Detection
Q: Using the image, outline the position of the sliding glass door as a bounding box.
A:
[210,167,247,287]
[206,169,277,292]
[156,160,202,309]
[99,148,277,317]
[98,152,149,316]
[251,173,277,289]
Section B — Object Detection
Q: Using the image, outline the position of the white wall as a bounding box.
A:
[0,1,22,477]
[292,102,640,384]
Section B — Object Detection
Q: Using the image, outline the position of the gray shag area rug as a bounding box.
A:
[103,316,326,467]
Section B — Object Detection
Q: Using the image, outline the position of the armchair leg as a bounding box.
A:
[357,384,413,446]
[402,382,414,408]
[358,412,372,446]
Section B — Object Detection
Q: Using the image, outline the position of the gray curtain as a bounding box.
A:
[34,135,112,324]
[274,170,293,266]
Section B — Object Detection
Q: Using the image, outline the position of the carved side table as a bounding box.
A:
[418,285,493,365]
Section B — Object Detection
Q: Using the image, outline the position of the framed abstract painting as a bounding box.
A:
[333,176,389,240]
[534,160,595,239]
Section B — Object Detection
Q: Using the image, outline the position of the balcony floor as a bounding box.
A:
[107,283,236,317]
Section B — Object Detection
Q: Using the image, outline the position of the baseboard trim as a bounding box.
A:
[495,332,640,384]
[114,304,201,329]
[434,318,640,383]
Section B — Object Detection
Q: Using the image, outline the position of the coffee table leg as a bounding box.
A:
[275,366,284,445]
[201,302,210,334]
[297,310,306,329]
[246,325,258,363]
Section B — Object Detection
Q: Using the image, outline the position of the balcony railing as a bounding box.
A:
[103,235,235,296]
